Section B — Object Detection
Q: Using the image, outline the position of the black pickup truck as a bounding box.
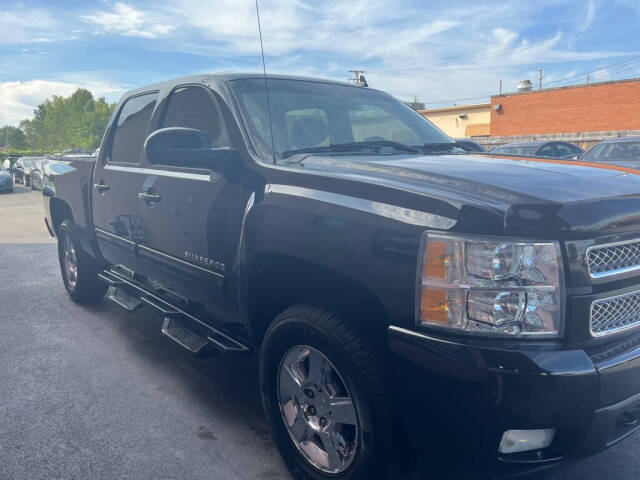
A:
[44,74,640,479]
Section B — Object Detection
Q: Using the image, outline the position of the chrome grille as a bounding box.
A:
[591,290,640,337]
[587,239,640,278]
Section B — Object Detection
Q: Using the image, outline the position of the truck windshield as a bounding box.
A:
[230,78,452,161]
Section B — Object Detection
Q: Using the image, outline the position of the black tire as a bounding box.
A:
[260,304,397,480]
[57,220,107,303]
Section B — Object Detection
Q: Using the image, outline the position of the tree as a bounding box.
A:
[0,125,27,149]
[15,89,116,152]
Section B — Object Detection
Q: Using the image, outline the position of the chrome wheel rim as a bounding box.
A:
[277,345,359,474]
[62,234,78,289]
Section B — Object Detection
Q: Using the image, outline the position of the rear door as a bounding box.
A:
[92,92,158,271]
[135,85,245,323]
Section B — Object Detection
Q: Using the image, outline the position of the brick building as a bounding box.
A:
[488,77,640,149]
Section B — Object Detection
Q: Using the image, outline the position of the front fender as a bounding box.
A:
[241,183,453,329]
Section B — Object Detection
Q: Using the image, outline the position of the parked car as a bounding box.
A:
[454,138,486,152]
[61,148,90,156]
[44,73,640,478]
[491,140,583,158]
[14,156,39,186]
[12,158,24,183]
[29,158,49,191]
[579,136,640,168]
[0,166,13,193]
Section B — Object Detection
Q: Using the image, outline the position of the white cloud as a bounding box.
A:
[82,2,175,39]
[166,0,460,60]
[578,0,597,32]
[1,0,635,119]
[0,80,125,126]
[0,8,59,44]
[148,0,630,103]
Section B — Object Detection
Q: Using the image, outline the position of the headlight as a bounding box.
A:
[416,232,564,337]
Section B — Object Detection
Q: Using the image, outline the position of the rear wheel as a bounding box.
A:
[57,220,106,303]
[260,304,396,480]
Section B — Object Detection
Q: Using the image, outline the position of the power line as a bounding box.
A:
[544,57,640,89]
[544,56,640,87]
[593,57,640,77]
[425,55,640,106]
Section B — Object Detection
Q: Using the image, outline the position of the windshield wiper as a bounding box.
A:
[420,142,469,154]
[331,140,422,154]
[281,140,421,159]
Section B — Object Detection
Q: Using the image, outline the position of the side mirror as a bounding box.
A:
[144,127,232,172]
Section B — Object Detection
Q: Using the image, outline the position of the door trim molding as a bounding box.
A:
[265,184,457,228]
[95,227,135,246]
[137,244,225,278]
[95,228,224,278]
[104,164,211,182]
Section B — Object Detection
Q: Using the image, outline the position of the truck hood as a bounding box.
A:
[296,153,640,238]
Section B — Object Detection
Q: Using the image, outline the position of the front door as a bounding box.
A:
[92,92,158,271]
[135,85,245,326]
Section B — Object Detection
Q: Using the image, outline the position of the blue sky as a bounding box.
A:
[1,0,639,125]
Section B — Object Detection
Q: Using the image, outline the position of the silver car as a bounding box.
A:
[580,137,640,168]
[29,158,50,191]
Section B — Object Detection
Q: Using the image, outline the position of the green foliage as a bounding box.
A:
[9,88,117,152]
[0,126,27,149]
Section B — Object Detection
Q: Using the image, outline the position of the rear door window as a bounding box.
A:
[109,92,158,165]
[537,144,555,157]
[555,144,575,157]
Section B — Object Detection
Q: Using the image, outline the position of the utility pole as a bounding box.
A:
[538,68,543,90]
[499,79,502,95]
[586,74,590,85]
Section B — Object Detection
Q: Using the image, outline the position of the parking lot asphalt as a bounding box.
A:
[1,184,640,479]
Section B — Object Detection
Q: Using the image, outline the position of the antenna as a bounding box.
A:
[255,0,276,163]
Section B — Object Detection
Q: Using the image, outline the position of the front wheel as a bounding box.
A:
[57,220,107,303]
[260,305,396,480]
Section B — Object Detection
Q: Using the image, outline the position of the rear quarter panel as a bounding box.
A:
[44,156,98,255]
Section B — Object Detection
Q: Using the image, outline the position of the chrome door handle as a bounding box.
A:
[138,192,162,203]
[94,183,111,193]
